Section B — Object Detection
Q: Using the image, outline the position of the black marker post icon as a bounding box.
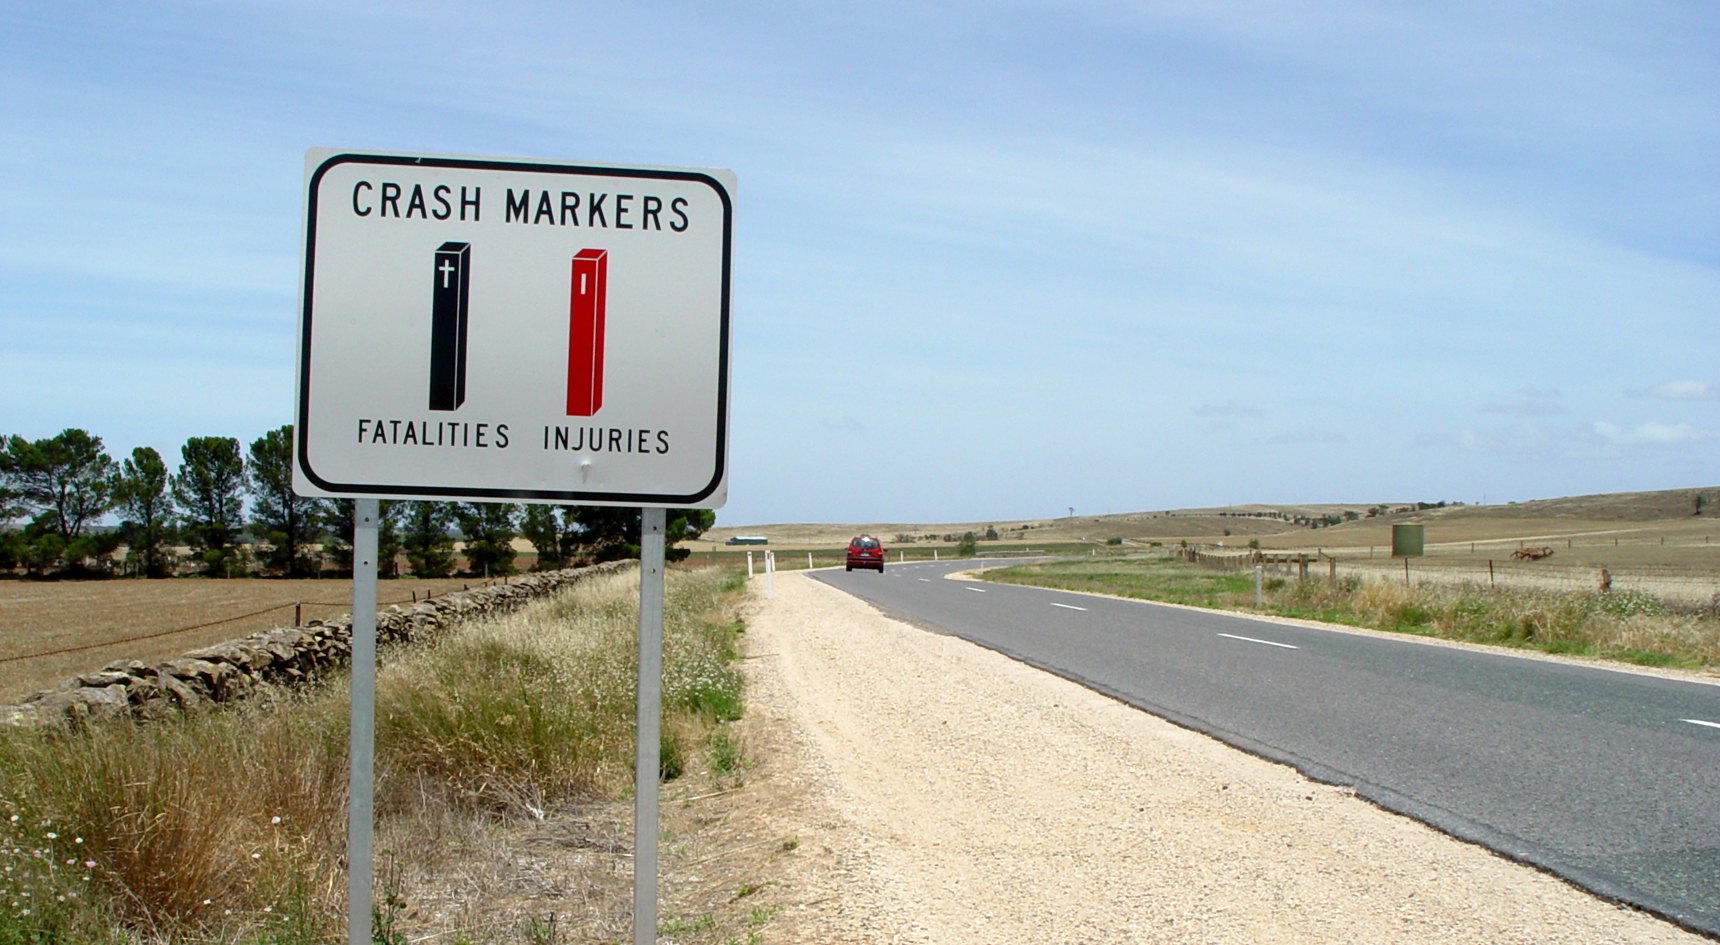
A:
[429,241,470,411]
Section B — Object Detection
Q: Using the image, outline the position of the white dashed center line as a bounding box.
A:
[1217,633,1299,650]
[918,578,931,582]
[1683,719,1720,730]
[1049,602,1088,611]
[965,587,987,593]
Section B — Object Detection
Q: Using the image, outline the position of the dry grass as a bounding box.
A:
[0,690,350,941]
[987,557,1720,670]
[1283,573,1720,666]
[0,577,504,702]
[0,565,749,944]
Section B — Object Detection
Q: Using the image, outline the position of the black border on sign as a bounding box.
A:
[297,152,731,506]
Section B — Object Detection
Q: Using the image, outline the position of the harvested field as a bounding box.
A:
[0,576,506,701]
[699,487,1720,554]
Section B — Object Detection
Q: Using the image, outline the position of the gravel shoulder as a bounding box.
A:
[737,570,1707,944]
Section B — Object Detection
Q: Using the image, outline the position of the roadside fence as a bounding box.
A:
[1183,546,1720,608]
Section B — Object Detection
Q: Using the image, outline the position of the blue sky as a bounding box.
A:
[2,0,1715,525]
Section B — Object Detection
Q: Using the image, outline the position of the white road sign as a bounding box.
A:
[294,150,732,507]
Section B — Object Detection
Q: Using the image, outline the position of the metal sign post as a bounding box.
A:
[346,498,379,945]
[293,150,731,945]
[633,508,666,945]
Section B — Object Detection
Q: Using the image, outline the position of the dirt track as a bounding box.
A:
[738,570,1705,943]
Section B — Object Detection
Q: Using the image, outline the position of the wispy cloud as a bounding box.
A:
[821,415,865,433]
[1193,402,1263,419]
[1633,380,1720,401]
[1268,430,1349,445]
[1479,402,1565,416]
[1456,424,1571,460]
[1444,418,1714,460]
[1593,420,1712,446]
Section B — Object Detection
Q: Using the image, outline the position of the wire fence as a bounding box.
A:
[1338,558,1720,606]
[1186,547,1720,608]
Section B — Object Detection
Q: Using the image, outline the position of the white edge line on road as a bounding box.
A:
[1683,718,1720,729]
[1217,632,1299,650]
[965,587,987,593]
[1049,602,1088,611]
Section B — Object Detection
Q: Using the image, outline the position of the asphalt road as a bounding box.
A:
[812,557,1720,936]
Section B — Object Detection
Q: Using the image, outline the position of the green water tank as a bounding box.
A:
[1392,523,1424,557]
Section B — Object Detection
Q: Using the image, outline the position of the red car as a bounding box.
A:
[845,536,885,572]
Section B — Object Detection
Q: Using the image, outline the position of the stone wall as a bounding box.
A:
[0,561,633,727]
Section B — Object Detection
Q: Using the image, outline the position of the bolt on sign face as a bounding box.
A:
[293,150,733,508]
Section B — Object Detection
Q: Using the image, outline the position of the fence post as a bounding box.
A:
[1489,559,1495,588]
[294,602,302,626]
[808,551,814,569]
[747,551,753,577]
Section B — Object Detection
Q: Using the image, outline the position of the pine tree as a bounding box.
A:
[0,429,122,574]
[456,502,519,576]
[115,446,176,577]
[246,425,326,577]
[172,436,247,576]
[400,501,456,577]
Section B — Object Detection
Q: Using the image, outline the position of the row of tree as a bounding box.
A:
[0,427,712,578]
